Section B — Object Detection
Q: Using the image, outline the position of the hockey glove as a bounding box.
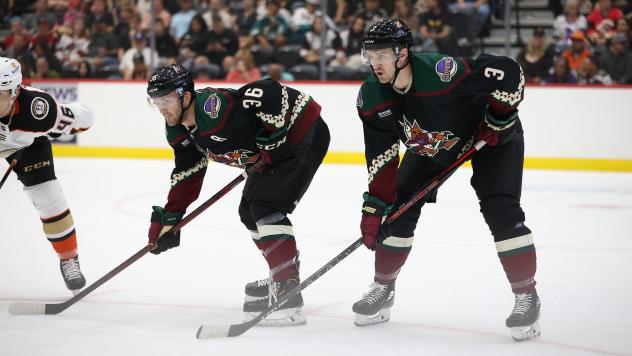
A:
[148,206,184,255]
[255,127,294,166]
[475,105,519,147]
[360,193,393,250]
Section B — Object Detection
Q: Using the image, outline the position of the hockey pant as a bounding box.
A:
[8,138,79,260]
[239,118,330,282]
[374,120,537,293]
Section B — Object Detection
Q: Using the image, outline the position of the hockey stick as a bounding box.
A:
[0,149,24,191]
[196,140,487,338]
[8,160,266,315]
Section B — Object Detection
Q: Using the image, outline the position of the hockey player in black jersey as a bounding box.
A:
[146,64,329,326]
[0,57,94,294]
[353,20,540,341]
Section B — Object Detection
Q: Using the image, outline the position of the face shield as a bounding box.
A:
[361,46,400,66]
[146,94,181,110]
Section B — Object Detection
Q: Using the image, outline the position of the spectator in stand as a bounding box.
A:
[615,18,632,44]
[114,6,136,51]
[392,0,419,36]
[578,55,613,84]
[17,55,35,79]
[449,0,491,35]
[265,62,295,81]
[330,15,366,70]
[55,16,91,71]
[32,41,63,73]
[130,52,150,79]
[181,14,209,55]
[140,0,172,32]
[543,56,579,83]
[587,0,623,43]
[88,18,119,60]
[76,60,93,78]
[30,17,58,49]
[355,0,388,28]
[562,31,592,72]
[331,0,350,27]
[200,0,232,29]
[251,0,289,51]
[205,14,238,67]
[119,31,159,79]
[33,56,62,79]
[3,34,33,66]
[553,0,588,50]
[600,33,632,82]
[299,17,336,64]
[170,0,198,41]
[225,49,261,81]
[291,0,322,43]
[1,17,30,52]
[23,0,59,31]
[235,0,258,33]
[419,0,458,55]
[63,0,85,29]
[517,27,556,83]
[154,18,178,63]
[85,0,114,30]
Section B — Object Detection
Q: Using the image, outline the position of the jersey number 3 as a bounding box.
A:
[484,67,505,80]
[243,88,263,108]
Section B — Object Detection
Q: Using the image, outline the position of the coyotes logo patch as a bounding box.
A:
[399,115,459,157]
[207,149,258,168]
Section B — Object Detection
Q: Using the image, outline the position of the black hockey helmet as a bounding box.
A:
[147,63,194,99]
[362,18,413,53]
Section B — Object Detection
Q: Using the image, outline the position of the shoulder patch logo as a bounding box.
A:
[356,89,363,108]
[435,57,458,83]
[30,97,49,120]
[204,93,221,119]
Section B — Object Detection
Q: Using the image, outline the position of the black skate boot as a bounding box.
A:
[352,282,395,326]
[244,277,270,302]
[243,278,306,326]
[60,256,86,295]
[506,289,541,341]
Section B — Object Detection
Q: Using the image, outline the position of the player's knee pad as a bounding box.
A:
[23,179,77,259]
[479,194,528,240]
[238,198,257,231]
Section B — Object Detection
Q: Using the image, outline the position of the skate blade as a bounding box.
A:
[354,308,390,327]
[510,321,541,342]
[243,307,307,327]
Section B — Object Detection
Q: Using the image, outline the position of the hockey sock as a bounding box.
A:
[374,236,414,284]
[253,216,298,282]
[495,224,537,294]
[24,180,78,260]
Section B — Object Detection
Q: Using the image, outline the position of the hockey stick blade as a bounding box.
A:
[8,161,265,316]
[196,238,364,339]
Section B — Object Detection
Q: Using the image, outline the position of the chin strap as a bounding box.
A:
[177,92,194,125]
[390,47,412,94]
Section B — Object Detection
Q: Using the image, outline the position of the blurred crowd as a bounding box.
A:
[0,0,631,83]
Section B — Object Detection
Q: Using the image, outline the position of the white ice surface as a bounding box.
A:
[1,158,631,356]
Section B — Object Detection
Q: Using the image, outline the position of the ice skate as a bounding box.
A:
[244,277,270,302]
[243,278,306,326]
[60,256,86,295]
[352,282,395,326]
[506,289,541,341]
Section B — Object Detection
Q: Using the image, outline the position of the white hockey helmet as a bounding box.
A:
[0,56,23,101]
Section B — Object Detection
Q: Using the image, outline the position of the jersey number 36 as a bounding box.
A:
[243,88,263,108]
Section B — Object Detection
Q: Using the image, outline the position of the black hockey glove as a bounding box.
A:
[475,106,518,147]
[148,206,184,255]
[255,127,295,166]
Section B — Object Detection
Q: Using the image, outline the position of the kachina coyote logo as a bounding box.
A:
[206,149,258,168]
[399,115,460,157]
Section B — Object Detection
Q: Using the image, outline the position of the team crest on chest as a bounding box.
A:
[30,97,49,120]
[435,57,458,82]
[399,115,460,157]
[206,149,258,168]
[204,93,221,119]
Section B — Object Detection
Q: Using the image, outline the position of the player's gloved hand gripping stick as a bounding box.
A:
[196,140,487,339]
[0,149,24,191]
[8,159,267,315]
